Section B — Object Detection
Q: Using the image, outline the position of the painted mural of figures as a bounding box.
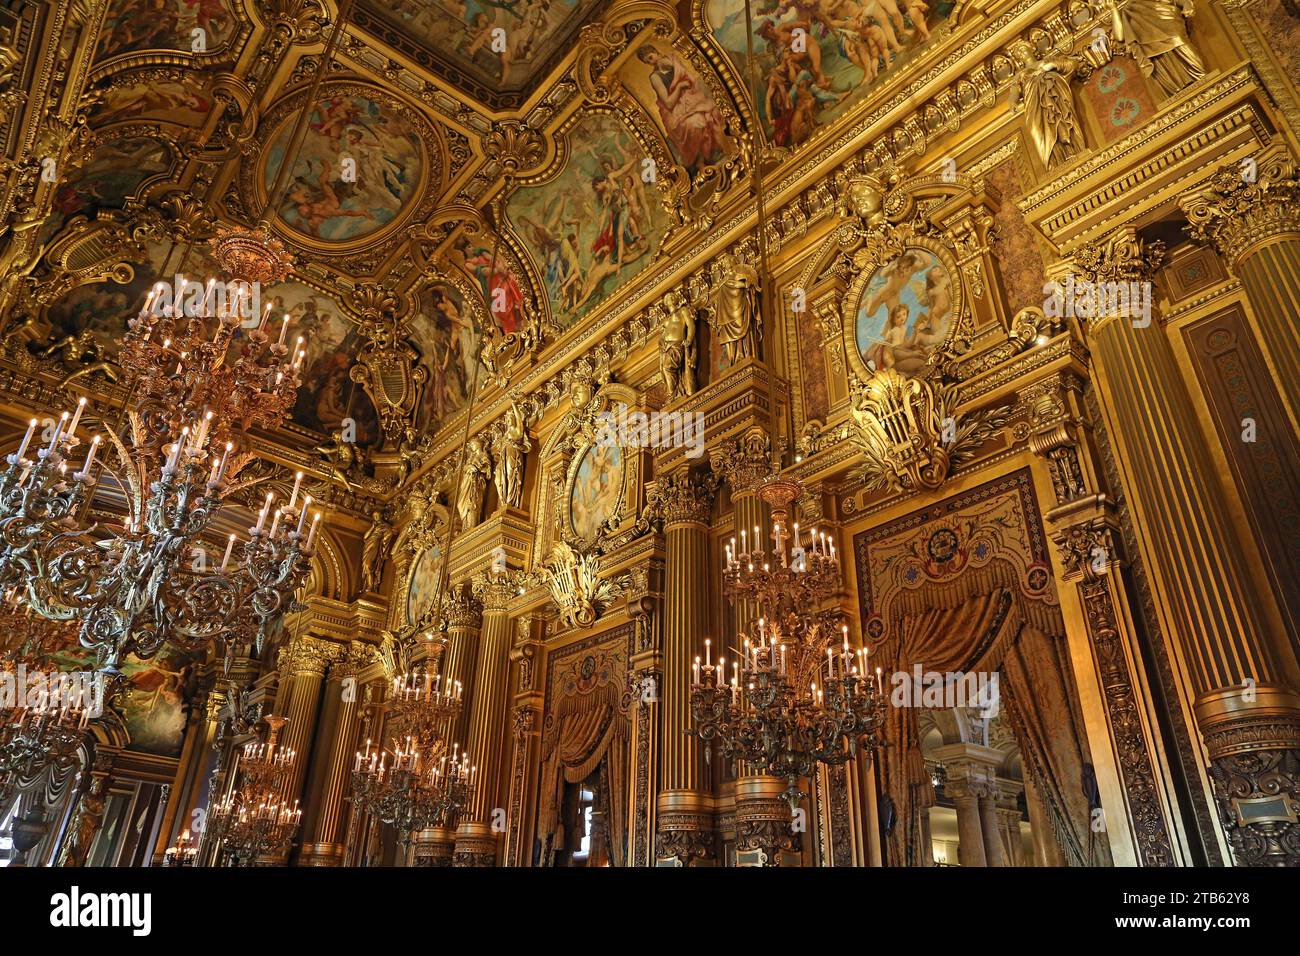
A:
[635,45,727,178]
[1105,0,1205,96]
[457,437,491,529]
[1007,40,1084,169]
[458,240,524,334]
[708,0,946,145]
[96,0,237,60]
[715,252,762,365]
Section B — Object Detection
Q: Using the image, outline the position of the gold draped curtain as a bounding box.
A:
[537,679,629,866]
[877,588,1105,866]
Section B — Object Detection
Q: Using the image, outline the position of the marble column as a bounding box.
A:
[978,793,1007,867]
[299,649,367,866]
[654,468,717,865]
[949,790,987,868]
[1073,228,1300,865]
[454,577,514,866]
[1182,144,1300,427]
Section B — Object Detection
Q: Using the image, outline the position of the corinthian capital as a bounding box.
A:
[649,468,716,527]
[441,580,484,630]
[1181,146,1300,268]
[277,635,343,679]
[708,428,772,494]
[1070,228,1166,286]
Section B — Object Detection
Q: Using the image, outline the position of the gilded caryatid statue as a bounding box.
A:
[0,26,18,91]
[457,437,491,529]
[360,510,394,594]
[1104,0,1205,97]
[714,252,761,365]
[493,401,531,509]
[659,289,697,401]
[1007,39,1084,170]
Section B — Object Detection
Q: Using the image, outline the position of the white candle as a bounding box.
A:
[306,512,321,549]
[296,495,311,535]
[277,315,290,347]
[269,508,282,536]
[704,638,710,668]
[15,418,36,459]
[68,397,87,440]
[216,442,233,483]
[254,492,273,532]
[46,411,69,451]
[289,471,303,510]
[80,435,100,474]
[220,533,235,571]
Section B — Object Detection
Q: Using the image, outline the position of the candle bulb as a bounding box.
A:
[67,397,87,440]
[80,435,101,475]
[220,533,235,571]
[306,512,321,549]
[693,656,700,685]
[215,442,233,483]
[705,637,710,668]
[46,411,69,452]
[296,495,311,535]
[289,470,303,510]
[15,418,37,460]
[269,507,283,537]
[278,314,290,347]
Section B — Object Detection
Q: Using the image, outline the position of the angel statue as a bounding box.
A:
[493,401,530,509]
[1007,40,1085,170]
[457,437,491,530]
[314,429,358,491]
[714,251,761,365]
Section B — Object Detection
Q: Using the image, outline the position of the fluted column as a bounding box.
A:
[1023,772,1066,867]
[654,468,717,864]
[1182,145,1300,426]
[454,577,514,866]
[299,649,367,866]
[273,636,338,863]
[439,581,483,744]
[503,618,543,867]
[1075,229,1300,865]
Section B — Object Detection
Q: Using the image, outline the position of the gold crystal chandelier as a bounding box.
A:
[351,656,474,842]
[691,476,885,806]
[206,715,302,866]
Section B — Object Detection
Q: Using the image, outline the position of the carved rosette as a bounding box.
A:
[1195,686,1300,867]
[1181,146,1300,268]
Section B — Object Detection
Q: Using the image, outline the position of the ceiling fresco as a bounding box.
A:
[356,0,609,103]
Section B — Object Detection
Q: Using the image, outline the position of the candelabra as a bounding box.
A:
[350,661,474,842]
[692,476,886,807]
[0,670,96,808]
[207,715,301,866]
[0,232,318,673]
[163,829,198,867]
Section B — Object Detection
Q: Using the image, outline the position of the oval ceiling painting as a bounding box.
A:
[259,87,428,245]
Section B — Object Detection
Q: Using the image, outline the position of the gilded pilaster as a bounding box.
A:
[654,467,717,864]
[1076,228,1300,865]
[300,648,369,866]
[503,616,543,867]
[453,576,514,866]
[1181,144,1300,428]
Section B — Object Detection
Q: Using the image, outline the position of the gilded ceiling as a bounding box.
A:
[17,0,964,506]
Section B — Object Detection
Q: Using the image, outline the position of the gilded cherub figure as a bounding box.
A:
[314,429,358,491]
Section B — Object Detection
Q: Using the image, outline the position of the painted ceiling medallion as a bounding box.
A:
[247,83,442,252]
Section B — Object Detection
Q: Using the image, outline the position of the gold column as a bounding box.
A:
[654,468,717,864]
[439,580,483,744]
[454,578,514,866]
[733,775,798,866]
[273,636,338,863]
[1182,144,1300,427]
[503,618,542,867]
[1077,229,1300,866]
[299,649,367,866]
